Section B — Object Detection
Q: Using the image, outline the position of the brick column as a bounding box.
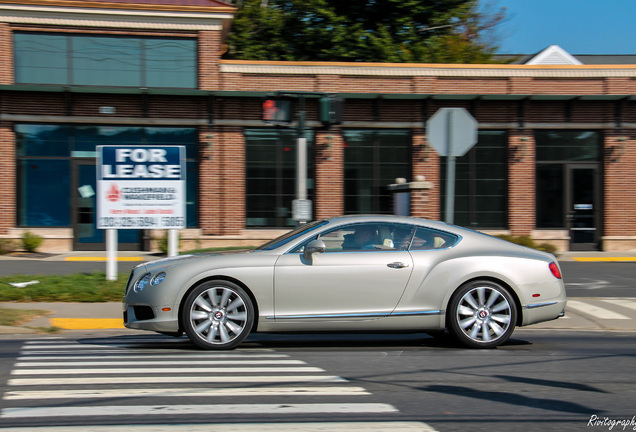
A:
[314,131,344,219]
[0,122,15,234]
[0,23,12,84]
[412,129,440,219]
[604,131,636,242]
[198,30,222,90]
[199,126,245,235]
[508,130,535,235]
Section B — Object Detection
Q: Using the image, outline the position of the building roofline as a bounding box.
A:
[0,0,236,13]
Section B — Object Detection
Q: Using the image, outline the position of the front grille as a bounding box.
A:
[133,305,155,321]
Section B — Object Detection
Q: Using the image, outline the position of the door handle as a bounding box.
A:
[387,262,409,269]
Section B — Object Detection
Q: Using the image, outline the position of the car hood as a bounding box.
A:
[133,249,258,273]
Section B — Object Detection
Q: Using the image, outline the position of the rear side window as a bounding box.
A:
[410,227,459,250]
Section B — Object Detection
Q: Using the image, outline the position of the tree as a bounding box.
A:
[223,0,508,63]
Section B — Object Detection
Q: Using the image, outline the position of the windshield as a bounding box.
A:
[255,220,328,251]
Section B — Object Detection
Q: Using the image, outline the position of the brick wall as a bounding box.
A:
[0,23,11,85]
[508,131,536,235]
[0,122,15,235]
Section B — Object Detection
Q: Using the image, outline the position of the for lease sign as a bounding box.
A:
[97,145,186,230]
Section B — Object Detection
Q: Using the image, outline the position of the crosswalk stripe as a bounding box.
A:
[16,359,306,367]
[8,375,347,386]
[17,353,288,360]
[0,422,440,432]
[11,366,324,375]
[566,300,630,320]
[4,386,371,400]
[1,403,399,418]
[600,298,636,312]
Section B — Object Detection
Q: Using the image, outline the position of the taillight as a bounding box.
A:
[549,262,562,279]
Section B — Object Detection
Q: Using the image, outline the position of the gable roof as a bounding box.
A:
[525,45,583,65]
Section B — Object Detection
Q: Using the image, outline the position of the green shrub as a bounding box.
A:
[156,231,181,255]
[21,231,43,253]
[496,234,557,254]
[0,238,15,255]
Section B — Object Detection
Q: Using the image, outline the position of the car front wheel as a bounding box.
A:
[448,280,517,349]
[182,280,254,350]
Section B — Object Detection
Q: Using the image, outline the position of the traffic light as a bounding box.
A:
[320,96,344,125]
[262,97,293,123]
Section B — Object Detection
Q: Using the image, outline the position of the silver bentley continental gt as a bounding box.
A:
[123,215,566,349]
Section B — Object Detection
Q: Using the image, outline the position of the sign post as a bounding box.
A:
[97,145,186,280]
[426,108,478,225]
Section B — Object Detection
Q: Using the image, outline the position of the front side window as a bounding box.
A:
[295,223,416,252]
[14,32,197,88]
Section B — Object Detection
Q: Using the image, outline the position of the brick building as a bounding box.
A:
[1,0,635,252]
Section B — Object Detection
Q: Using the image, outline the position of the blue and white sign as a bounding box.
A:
[97,146,186,229]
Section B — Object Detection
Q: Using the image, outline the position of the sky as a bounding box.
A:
[490,0,636,55]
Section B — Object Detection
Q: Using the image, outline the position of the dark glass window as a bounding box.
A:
[245,129,314,227]
[343,130,411,214]
[535,130,600,162]
[14,32,196,88]
[14,33,67,85]
[441,131,508,228]
[535,130,601,229]
[18,159,70,226]
[15,124,199,227]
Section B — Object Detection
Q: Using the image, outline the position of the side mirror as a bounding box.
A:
[303,239,326,260]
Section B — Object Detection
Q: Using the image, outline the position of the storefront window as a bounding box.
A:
[343,129,411,214]
[535,130,601,229]
[14,32,197,88]
[245,129,314,227]
[15,124,199,228]
[440,131,508,228]
[18,159,70,226]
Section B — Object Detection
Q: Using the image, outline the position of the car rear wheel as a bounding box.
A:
[182,280,254,350]
[448,280,516,349]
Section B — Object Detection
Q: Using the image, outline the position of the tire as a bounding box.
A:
[182,280,254,350]
[447,280,517,349]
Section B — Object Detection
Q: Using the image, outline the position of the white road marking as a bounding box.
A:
[15,359,306,367]
[9,375,347,386]
[600,298,636,312]
[4,386,370,400]
[0,422,440,432]
[566,300,630,320]
[11,366,323,375]
[1,403,399,418]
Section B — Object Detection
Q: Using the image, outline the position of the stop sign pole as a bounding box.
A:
[426,108,478,225]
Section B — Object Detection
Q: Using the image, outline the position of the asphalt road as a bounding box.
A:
[0,329,634,431]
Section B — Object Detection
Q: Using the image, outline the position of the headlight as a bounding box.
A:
[151,271,166,286]
[134,273,151,293]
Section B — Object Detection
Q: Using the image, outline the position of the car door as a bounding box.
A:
[273,222,415,321]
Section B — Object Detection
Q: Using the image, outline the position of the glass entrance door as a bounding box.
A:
[567,165,600,251]
[72,160,142,250]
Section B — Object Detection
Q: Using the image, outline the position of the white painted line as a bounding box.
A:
[600,298,636,312]
[11,366,324,375]
[0,421,440,432]
[1,403,399,418]
[4,386,370,400]
[566,300,630,320]
[16,360,306,367]
[17,353,289,360]
[9,375,347,386]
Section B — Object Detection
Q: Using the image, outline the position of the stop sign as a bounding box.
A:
[426,108,478,157]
